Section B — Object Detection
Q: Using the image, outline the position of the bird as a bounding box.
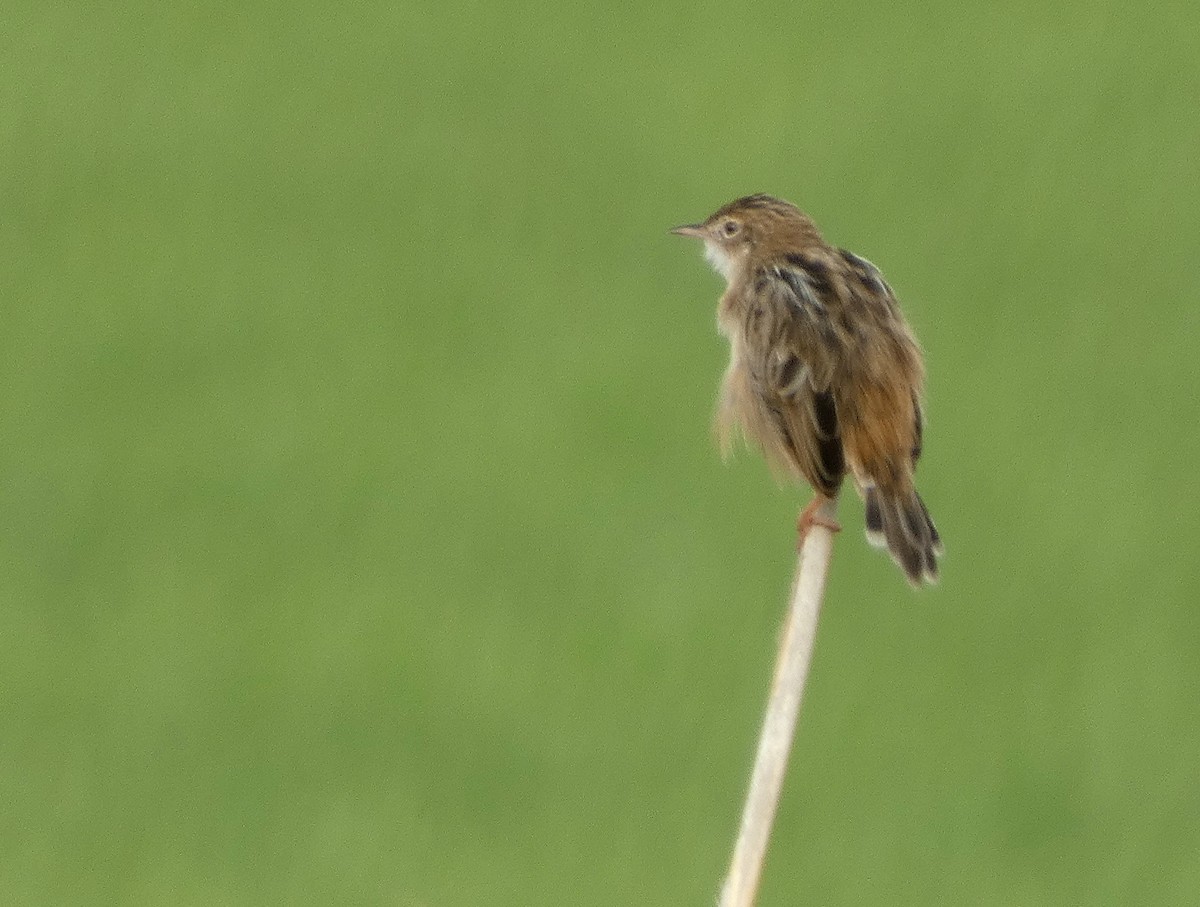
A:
[671,194,942,585]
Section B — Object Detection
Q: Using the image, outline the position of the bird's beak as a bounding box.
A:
[670,223,706,238]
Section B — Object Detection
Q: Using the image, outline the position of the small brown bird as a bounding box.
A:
[672,194,942,585]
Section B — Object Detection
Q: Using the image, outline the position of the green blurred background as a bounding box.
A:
[3,2,1198,904]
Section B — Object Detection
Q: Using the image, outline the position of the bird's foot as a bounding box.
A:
[796,496,841,549]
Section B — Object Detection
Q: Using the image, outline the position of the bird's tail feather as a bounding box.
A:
[864,486,942,586]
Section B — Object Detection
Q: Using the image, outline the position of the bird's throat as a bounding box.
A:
[704,242,735,281]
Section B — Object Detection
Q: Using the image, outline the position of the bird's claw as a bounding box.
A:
[796,498,841,548]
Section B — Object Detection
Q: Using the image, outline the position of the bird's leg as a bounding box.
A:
[796,494,841,549]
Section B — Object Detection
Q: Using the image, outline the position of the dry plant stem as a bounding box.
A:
[718,496,838,907]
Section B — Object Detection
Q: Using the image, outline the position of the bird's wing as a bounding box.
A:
[735,261,845,495]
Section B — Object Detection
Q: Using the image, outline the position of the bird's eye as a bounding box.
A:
[722,220,740,237]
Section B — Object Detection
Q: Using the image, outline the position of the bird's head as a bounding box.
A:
[671,194,819,281]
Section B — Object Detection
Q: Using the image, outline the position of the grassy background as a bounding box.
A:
[3,2,1199,903]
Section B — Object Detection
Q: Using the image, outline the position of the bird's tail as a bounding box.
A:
[864,485,942,586]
